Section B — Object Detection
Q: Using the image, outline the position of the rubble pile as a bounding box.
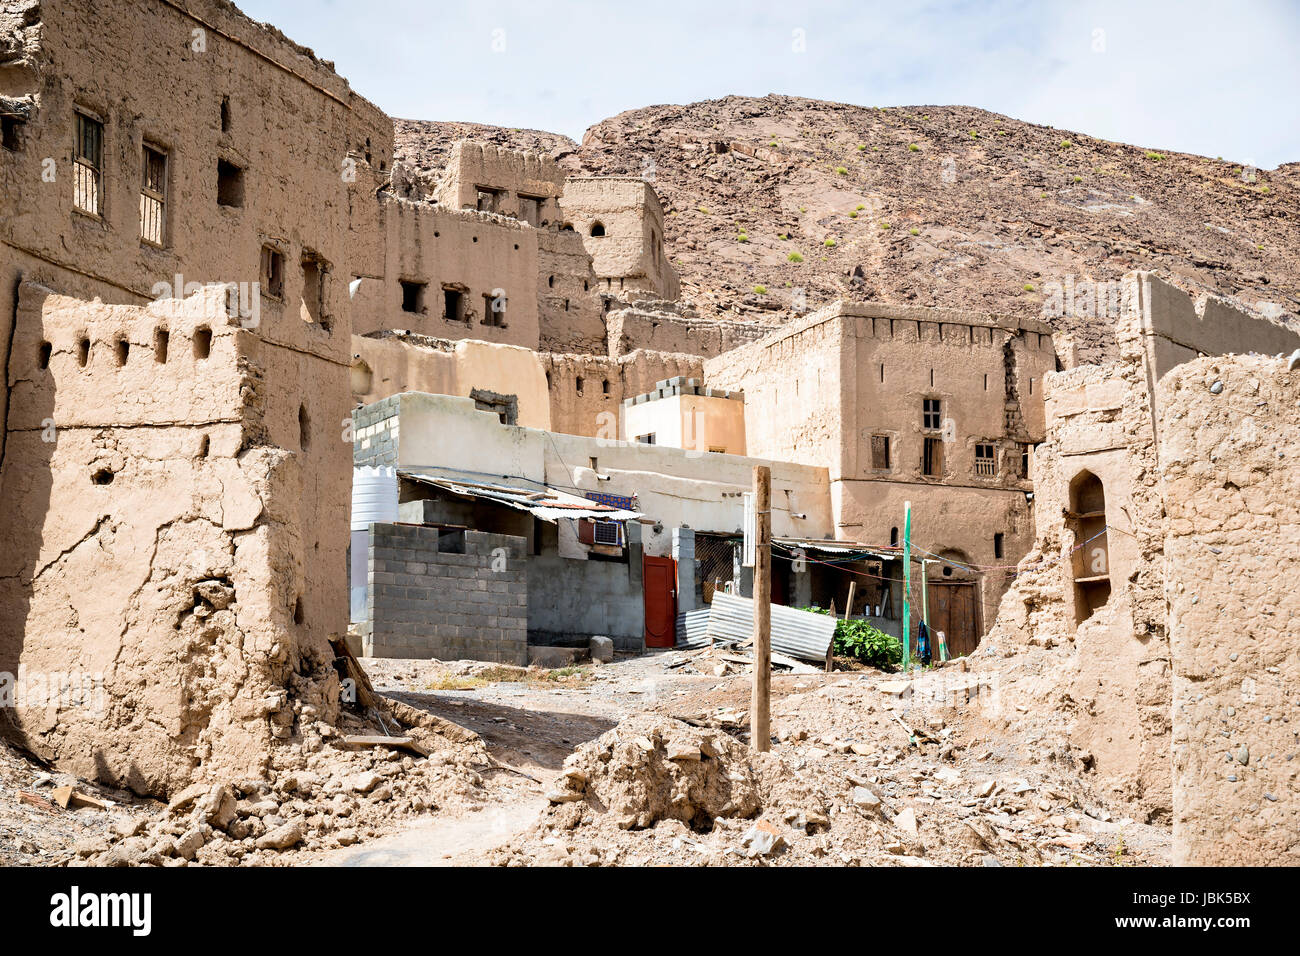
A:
[490,669,1169,867]
[61,701,492,867]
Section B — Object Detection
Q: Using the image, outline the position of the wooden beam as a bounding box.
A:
[751,466,772,753]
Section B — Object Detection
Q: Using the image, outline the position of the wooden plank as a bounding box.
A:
[341,734,429,758]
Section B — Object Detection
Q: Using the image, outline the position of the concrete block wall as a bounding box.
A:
[526,552,645,652]
[353,396,401,467]
[365,523,527,664]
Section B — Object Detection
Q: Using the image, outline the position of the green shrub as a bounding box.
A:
[823,238,837,247]
[857,144,867,151]
[1060,140,1072,149]
[804,609,902,669]
[787,251,804,263]
[835,166,849,175]
[1023,283,1035,292]
[753,285,767,295]
[1072,175,1082,183]
[909,227,919,236]
[879,221,890,230]
[1145,151,1164,161]
[908,143,920,152]
[848,210,859,218]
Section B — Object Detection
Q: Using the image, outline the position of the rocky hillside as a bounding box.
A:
[396,96,1300,362]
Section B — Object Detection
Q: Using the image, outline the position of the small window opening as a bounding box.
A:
[114,338,129,366]
[590,221,606,237]
[548,275,555,288]
[879,363,885,383]
[1,115,22,151]
[261,246,284,298]
[870,435,891,470]
[140,144,167,246]
[154,328,169,363]
[37,341,51,370]
[923,398,942,430]
[400,280,426,314]
[194,327,212,359]
[576,376,584,394]
[890,526,899,547]
[217,159,245,207]
[197,434,210,458]
[298,403,311,451]
[994,533,1005,559]
[475,187,503,213]
[974,443,996,477]
[293,598,304,626]
[602,379,610,395]
[73,112,103,215]
[443,286,465,322]
[300,254,325,325]
[92,468,115,485]
[220,96,231,132]
[481,291,507,328]
[77,337,91,367]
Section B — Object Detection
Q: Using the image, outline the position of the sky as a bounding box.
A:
[239,0,1300,169]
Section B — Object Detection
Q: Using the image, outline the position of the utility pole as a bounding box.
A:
[901,500,912,673]
[751,465,771,752]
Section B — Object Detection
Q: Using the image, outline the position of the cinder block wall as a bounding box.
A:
[365,524,527,664]
[353,396,400,467]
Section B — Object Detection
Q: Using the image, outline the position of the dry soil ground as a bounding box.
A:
[1,649,1172,867]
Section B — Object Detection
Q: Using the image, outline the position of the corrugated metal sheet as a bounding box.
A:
[675,607,711,649]
[774,537,901,560]
[706,591,836,663]
[399,467,641,523]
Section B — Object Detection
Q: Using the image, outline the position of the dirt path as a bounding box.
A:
[314,796,547,866]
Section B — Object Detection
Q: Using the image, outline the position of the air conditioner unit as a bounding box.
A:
[593,521,621,547]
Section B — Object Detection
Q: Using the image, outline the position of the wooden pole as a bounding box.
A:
[844,581,856,622]
[920,559,930,626]
[751,465,771,752]
[901,500,912,673]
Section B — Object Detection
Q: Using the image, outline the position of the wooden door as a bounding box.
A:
[643,555,677,648]
[929,582,979,658]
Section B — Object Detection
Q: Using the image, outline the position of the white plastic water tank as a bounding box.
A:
[351,466,399,623]
[352,466,398,530]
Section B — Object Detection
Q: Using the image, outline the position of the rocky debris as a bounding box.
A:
[540,714,760,831]
[488,664,1169,868]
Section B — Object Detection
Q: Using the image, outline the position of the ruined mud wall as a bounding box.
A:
[542,350,705,439]
[352,198,542,349]
[0,0,391,459]
[606,306,772,360]
[351,332,551,430]
[538,228,605,353]
[1160,354,1299,865]
[0,286,343,798]
[560,178,680,299]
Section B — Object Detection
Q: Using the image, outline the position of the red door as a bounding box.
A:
[643,555,677,648]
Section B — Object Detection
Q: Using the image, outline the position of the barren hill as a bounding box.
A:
[396,96,1300,363]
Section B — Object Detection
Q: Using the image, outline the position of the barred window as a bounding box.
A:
[74,112,103,215]
[139,144,166,245]
[975,443,997,476]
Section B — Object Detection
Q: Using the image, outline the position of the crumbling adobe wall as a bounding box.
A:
[984,320,1173,821]
[1160,354,1299,865]
[0,285,342,798]
[542,350,705,439]
[606,305,772,360]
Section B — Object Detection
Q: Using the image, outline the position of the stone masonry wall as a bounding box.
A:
[365,524,527,665]
[1161,354,1299,865]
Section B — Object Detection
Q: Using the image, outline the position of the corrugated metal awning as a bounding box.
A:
[773,537,902,561]
[706,591,836,663]
[398,467,642,523]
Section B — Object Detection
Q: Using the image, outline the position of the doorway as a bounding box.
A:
[928,581,979,658]
[642,555,677,648]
